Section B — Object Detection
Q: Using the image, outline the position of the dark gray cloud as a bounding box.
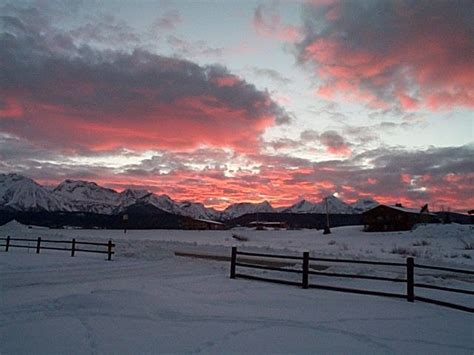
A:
[318,131,351,155]
[69,14,141,47]
[152,9,182,31]
[300,129,351,155]
[286,144,474,208]
[300,130,319,142]
[165,34,225,58]
[358,145,474,176]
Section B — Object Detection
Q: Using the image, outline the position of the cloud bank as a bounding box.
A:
[0,5,290,154]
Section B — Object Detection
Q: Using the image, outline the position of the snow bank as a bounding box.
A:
[1,221,472,267]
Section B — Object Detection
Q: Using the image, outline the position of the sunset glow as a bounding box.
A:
[0,0,472,212]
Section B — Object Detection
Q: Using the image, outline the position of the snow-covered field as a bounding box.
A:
[1,221,473,354]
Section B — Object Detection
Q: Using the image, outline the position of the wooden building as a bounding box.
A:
[183,218,227,230]
[362,205,437,232]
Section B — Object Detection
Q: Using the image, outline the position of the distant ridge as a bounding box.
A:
[0,173,381,220]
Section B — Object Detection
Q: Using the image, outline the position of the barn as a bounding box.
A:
[362,204,438,232]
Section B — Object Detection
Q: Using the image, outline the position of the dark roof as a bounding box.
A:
[364,204,436,216]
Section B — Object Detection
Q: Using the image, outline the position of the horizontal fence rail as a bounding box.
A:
[0,236,115,260]
[309,256,406,267]
[414,263,474,275]
[308,270,407,283]
[236,250,302,260]
[229,247,474,313]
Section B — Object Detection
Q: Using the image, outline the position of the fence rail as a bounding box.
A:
[0,236,115,260]
[309,256,405,267]
[414,263,474,275]
[230,247,474,313]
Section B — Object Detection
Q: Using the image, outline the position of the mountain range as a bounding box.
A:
[0,173,379,220]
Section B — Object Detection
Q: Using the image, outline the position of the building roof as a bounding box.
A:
[193,218,225,225]
[249,221,286,225]
[365,204,436,215]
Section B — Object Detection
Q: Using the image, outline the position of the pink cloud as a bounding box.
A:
[298,0,474,110]
[212,75,241,88]
[0,98,24,118]
[0,21,289,154]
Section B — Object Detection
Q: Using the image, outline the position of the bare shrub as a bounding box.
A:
[460,239,474,250]
[232,234,249,242]
[391,246,420,257]
[413,240,431,246]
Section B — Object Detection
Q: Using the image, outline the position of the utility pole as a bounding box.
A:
[323,197,331,234]
[123,214,129,233]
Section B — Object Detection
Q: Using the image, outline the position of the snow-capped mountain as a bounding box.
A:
[117,189,152,208]
[0,173,380,220]
[54,180,118,203]
[145,194,182,215]
[284,196,355,214]
[0,174,63,211]
[321,195,355,214]
[351,197,379,213]
[53,180,120,214]
[282,199,316,213]
[222,201,275,219]
[177,201,221,220]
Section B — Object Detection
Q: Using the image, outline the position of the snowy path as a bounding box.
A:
[1,248,473,354]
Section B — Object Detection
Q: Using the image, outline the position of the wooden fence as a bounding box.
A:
[230,247,474,313]
[0,236,115,260]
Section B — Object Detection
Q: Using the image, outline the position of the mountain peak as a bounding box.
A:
[0,173,60,211]
[283,199,315,213]
[284,195,355,214]
[0,173,38,185]
[222,200,275,219]
[351,197,379,213]
[119,188,151,199]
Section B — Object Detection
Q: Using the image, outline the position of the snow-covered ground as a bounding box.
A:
[1,221,473,354]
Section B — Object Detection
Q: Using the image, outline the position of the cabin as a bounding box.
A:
[362,204,438,232]
[248,221,288,230]
[183,218,227,230]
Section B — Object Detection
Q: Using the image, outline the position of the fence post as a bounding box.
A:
[107,240,113,261]
[36,237,41,254]
[406,257,414,302]
[71,238,76,257]
[302,252,309,289]
[6,236,10,252]
[230,247,237,279]
[302,251,309,288]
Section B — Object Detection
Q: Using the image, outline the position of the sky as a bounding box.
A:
[0,0,473,211]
